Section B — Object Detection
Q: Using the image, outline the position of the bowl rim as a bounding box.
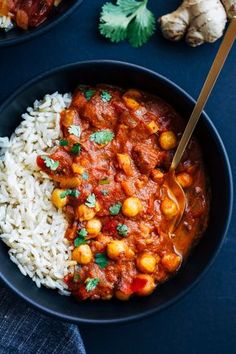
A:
[0,60,233,324]
[0,0,84,47]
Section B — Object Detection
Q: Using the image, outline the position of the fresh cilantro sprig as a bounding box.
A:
[101,91,112,102]
[68,125,81,138]
[71,143,81,155]
[85,193,96,208]
[42,156,59,171]
[95,253,109,268]
[90,130,114,145]
[117,223,129,236]
[84,89,96,101]
[60,189,80,198]
[59,139,68,146]
[109,202,122,215]
[85,278,99,292]
[82,172,89,180]
[74,228,88,247]
[99,0,156,48]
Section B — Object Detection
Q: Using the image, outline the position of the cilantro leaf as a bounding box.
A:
[42,156,59,171]
[90,130,114,145]
[84,89,96,101]
[99,178,110,185]
[82,171,89,180]
[95,253,109,268]
[99,0,156,48]
[74,228,88,247]
[101,91,112,102]
[85,278,99,292]
[60,189,80,198]
[109,202,122,215]
[85,193,96,208]
[59,139,68,146]
[101,189,109,196]
[71,143,81,155]
[68,125,81,138]
[117,223,129,236]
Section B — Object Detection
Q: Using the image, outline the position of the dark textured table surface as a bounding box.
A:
[0,1,235,354]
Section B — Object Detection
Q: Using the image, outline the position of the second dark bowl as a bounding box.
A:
[0,61,233,324]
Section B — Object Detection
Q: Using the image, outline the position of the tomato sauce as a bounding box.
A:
[37,85,210,301]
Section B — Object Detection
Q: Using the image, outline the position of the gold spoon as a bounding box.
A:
[165,17,236,233]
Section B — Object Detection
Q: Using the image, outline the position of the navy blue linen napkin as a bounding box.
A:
[0,287,86,354]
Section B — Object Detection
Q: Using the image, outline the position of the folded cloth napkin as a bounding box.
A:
[0,287,86,354]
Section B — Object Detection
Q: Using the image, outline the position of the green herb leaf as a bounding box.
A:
[85,193,96,208]
[84,89,96,101]
[74,228,88,247]
[95,253,109,268]
[117,223,129,236]
[42,156,59,171]
[82,172,89,180]
[99,178,110,185]
[99,0,156,48]
[71,143,81,155]
[109,202,122,215]
[101,91,112,102]
[68,125,81,138]
[90,130,114,145]
[85,277,99,292]
[59,139,68,146]
[73,273,81,282]
[60,189,80,198]
[101,189,109,196]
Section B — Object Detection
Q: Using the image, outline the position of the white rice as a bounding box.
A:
[0,15,13,31]
[0,92,74,294]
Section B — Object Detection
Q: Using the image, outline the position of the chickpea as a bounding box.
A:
[107,240,127,260]
[160,198,178,219]
[135,274,156,296]
[161,253,181,272]
[177,172,193,188]
[77,204,96,221]
[72,164,85,175]
[72,244,92,265]
[122,197,142,217]
[136,253,157,273]
[51,188,68,209]
[151,169,164,182]
[86,218,102,236]
[159,131,177,150]
[115,290,130,301]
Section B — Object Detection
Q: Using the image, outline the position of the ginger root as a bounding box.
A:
[159,0,236,47]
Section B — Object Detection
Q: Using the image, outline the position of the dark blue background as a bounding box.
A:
[1,1,235,353]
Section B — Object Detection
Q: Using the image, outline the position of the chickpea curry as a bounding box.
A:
[37,85,210,301]
[0,0,60,30]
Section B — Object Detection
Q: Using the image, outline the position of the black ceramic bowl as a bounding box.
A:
[0,0,83,47]
[0,61,233,324]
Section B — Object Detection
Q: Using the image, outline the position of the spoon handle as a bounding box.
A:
[171,18,236,171]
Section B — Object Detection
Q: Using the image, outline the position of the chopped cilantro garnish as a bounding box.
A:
[42,156,59,171]
[101,189,109,196]
[99,178,110,185]
[109,202,122,216]
[95,253,109,269]
[68,125,81,138]
[85,278,99,292]
[59,139,68,146]
[60,189,80,198]
[99,0,156,48]
[71,143,81,155]
[101,91,112,102]
[82,172,89,180]
[73,273,81,282]
[117,223,129,236]
[90,130,114,145]
[74,228,88,247]
[85,193,96,208]
[84,89,96,101]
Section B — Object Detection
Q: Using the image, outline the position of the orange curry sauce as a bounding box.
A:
[37,85,210,301]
